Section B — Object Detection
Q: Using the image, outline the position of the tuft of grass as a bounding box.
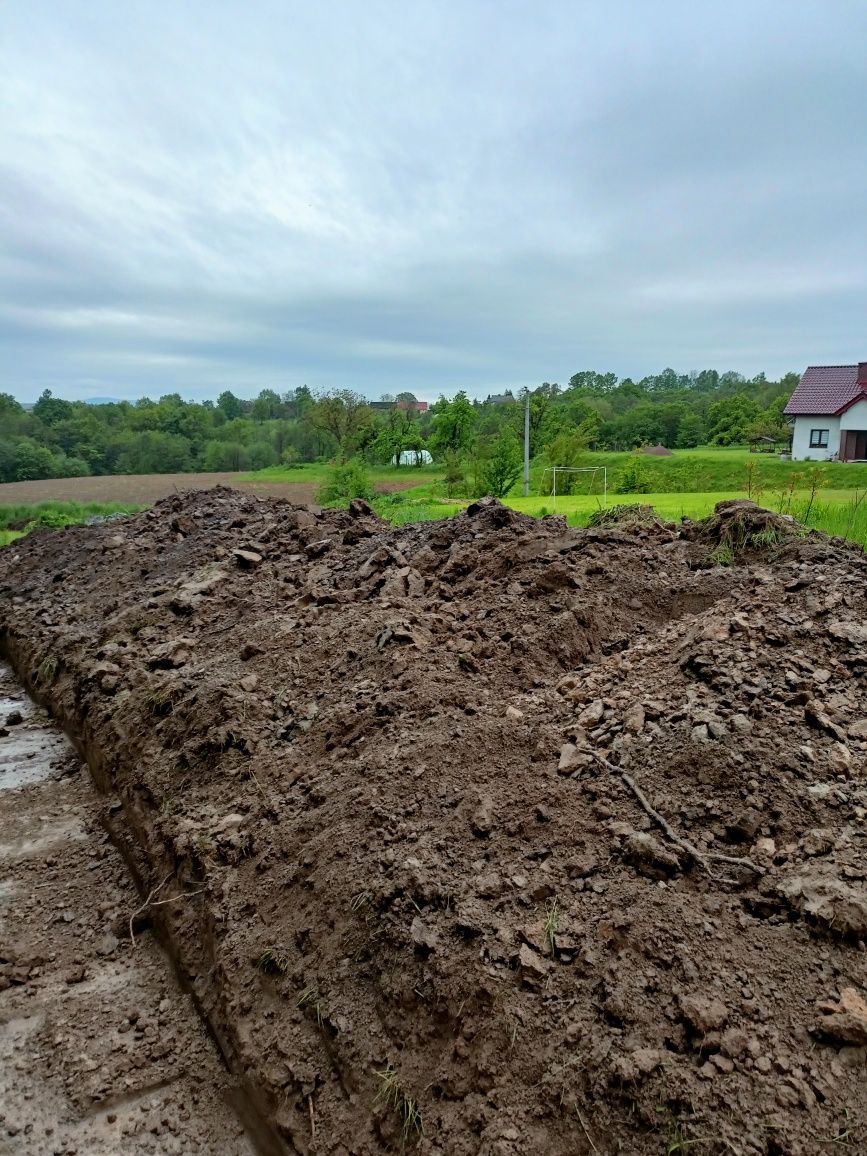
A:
[375,1063,424,1144]
[192,833,214,858]
[708,543,735,567]
[254,946,289,976]
[350,889,372,913]
[144,685,181,716]
[297,986,325,1027]
[37,654,59,685]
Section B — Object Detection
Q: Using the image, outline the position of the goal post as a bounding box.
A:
[540,466,607,509]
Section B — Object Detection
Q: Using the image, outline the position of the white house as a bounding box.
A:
[785,362,867,461]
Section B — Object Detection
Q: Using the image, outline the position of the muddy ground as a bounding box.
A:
[0,663,259,1154]
[2,490,867,1154]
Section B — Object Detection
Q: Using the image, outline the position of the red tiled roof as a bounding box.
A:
[784,364,867,416]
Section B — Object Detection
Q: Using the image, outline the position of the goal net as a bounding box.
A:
[539,466,607,506]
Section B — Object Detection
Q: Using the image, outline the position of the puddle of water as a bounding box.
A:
[0,672,75,790]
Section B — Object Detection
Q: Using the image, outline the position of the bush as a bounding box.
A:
[614,456,650,493]
[317,459,374,505]
[475,432,522,498]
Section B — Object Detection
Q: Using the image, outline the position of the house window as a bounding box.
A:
[809,429,829,448]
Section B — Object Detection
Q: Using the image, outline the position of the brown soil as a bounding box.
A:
[2,493,867,1154]
[0,473,417,508]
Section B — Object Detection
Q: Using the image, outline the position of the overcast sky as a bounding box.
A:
[2,1,866,403]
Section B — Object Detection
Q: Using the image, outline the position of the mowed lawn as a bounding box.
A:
[526,448,867,495]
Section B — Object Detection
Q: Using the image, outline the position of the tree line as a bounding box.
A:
[0,367,798,485]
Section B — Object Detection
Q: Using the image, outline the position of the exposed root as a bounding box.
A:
[589,752,763,885]
[128,872,206,946]
[575,1105,600,1154]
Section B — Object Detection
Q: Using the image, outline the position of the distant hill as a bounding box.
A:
[83,397,123,405]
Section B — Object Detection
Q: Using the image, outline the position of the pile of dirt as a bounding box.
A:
[2,488,867,1155]
[682,499,811,565]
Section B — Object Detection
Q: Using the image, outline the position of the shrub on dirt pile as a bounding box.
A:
[5,489,867,1154]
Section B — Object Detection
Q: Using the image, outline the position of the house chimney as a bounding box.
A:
[859,361,867,387]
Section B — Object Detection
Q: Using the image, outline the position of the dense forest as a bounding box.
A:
[0,368,798,484]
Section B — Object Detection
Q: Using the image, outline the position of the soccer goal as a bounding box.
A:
[540,466,607,508]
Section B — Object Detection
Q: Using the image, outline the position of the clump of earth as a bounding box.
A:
[2,490,867,1155]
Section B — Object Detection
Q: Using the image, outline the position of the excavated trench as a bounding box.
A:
[0,659,279,1155]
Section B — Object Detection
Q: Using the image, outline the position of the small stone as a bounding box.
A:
[691,723,709,743]
[730,713,752,734]
[577,700,604,728]
[801,828,834,857]
[409,916,438,954]
[475,872,503,899]
[848,718,867,739]
[239,674,258,692]
[558,742,591,775]
[804,702,846,742]
[780,875,867,937]
[624,704,645,735]
[726,810,761,843]
[505,705,524,721]
[830,743,852,772]
[710,1053,734,1073]
[304,540,332,558]
[232,548,263,568]
[518,943,549,987]
[815,987,867,1045]
[5,710,23,726]
[95,933,118,957]
[471,795,494,837]
[623,831,680,877]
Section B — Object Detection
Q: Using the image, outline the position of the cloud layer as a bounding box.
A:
[2,1,866,402]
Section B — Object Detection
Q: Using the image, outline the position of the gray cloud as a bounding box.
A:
[2,0,866,402]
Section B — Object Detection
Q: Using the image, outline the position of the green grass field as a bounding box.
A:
[0,501,144,547]
[527,447,867,495]
[248,447,867,499]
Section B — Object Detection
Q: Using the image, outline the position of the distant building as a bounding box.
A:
[785,362,867,460]
[369,400,429,412]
